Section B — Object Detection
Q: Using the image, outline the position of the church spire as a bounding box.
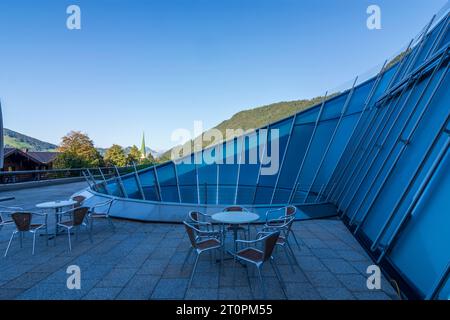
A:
[140,131,146,159]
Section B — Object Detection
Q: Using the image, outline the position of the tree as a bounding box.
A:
[127,145,141,165]
[141,152,156,166]
[54,131,103,168]
[104,144,127,167]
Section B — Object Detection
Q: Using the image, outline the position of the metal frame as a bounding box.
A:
[323,61,387,201]
[288,92,328,203]
[429,263,450,300]
[114,166,128,198]
[343,73,421,218]
[353,57,448,232]
[376,119,450,263]
[153,165,162,202]
[424,15,449,61]
[270,114,297,205]
[173,160,182,203]
[234,135,245,205]
[371,118,449,253]
[133,163,146,200]
[304,77,358,203]
[251,125,270,204]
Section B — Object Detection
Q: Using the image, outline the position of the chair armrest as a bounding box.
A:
[265,207,285,221]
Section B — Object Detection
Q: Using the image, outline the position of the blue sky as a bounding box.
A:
[0,0,447,150]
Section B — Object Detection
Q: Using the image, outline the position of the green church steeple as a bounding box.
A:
[140,132,146,159]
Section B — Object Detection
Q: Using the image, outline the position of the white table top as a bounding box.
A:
[212,211,260,224]
[36,200,77,209]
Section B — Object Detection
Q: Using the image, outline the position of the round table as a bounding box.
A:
[36,200,77,238]
[212,211,260,253]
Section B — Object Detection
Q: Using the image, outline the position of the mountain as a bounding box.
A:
[97,146,161,158]
[3,128,58,151]
[161,95,328,160]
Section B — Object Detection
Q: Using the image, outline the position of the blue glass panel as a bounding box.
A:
[218,138,239,204]
[253,117,293,204]
[320,93,348,121]
[236,132,260,204]
[388,149,450,298]
[272,124,314,204]
[197,149,218,205]
[410,25,442,71]
[438,276,450,300]
[139,168,159,201]
[156,163,179,202]
[295,107,320,125]
[346,78,376,114]
[121,174,142,199]
[107,180,124,197]
[176,154,198,204]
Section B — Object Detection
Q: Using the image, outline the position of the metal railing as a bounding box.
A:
[0,165,145,185]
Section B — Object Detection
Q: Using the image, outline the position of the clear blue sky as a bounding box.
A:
[0,0,447,150]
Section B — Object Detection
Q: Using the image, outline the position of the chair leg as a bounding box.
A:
[290,231,301,249]
[32,232,37,255]
[67,229,72,252]
[257,266,266,300]
[187,253,200,290]
[270,258,287,298]
[107,217,115,231]
[286,241,300,267]
[282,245,295,272]
[182,247,193,270]
[4,231,16,257]
[19,232,23,248]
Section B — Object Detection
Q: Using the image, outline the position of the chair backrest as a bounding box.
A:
[11,212,32,232]
[72,207,89,226]
[285,205,296,217]
[72,196,86,208]
[224,206,244,212]
[188,211,200,223]
[183,221,198,249]
[262,231,280,262]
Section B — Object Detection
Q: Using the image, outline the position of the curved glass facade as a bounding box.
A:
[85,11,450,299]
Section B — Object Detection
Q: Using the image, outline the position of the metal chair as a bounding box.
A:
[187,210,214,231]
[258,215,299,271]
[56,207,90,251]
[71,195,86,208]
[4,212,47,256]
[233,231,286,299]
[0,206,23,232]
[183,221,223,290]
[88,199,115,234]
[265,205,301,248]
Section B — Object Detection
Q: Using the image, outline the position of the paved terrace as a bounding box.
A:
[0,182,398,300]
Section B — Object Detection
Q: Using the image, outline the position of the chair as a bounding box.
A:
[258,215,299,271]
[223,206,251,239]
[187,210,214,232]
[265,205,301,248]
[88,199,115,234]
[233,231,286,299]
[183,221,223,290]
[4,212,47,256]
[0,206,23,231]
[57,207,90,251]
[71,195,86,208]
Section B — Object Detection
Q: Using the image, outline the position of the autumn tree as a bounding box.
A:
[54,131,103,168]
[127,145,141,165]
[104,144,127,167]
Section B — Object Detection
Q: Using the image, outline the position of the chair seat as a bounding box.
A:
[90,213,108,218]
[197,238,221,250]
[30,223,44,230]
[58,221,74,227]
[1,220,13,225]
[236,248,263,263]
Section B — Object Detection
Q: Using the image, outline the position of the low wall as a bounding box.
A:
[0,177,86,192]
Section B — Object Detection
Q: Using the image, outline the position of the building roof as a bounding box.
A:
[3,148,59,164]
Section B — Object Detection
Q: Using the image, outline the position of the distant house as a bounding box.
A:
[2,148,59,171]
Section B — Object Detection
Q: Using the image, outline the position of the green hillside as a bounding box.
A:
[162,95,328,160]
[3,128,58,151]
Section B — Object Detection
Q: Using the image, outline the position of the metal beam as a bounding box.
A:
[424,15,449,61]
[304,77,358,204]
[133,162,146,200]
[173,161,182,203]
[270,114,297,205]
[353,59,448,233]
[343,74,420,218]
[377,124,449,264]
[288,92,327,203]
[251,126,270,205]
[114,166,128,198]
[234,136,245,205]
[324,61,387,201]
[371,117,449,252]
[429,262,450,300]
[153,165,162,202]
